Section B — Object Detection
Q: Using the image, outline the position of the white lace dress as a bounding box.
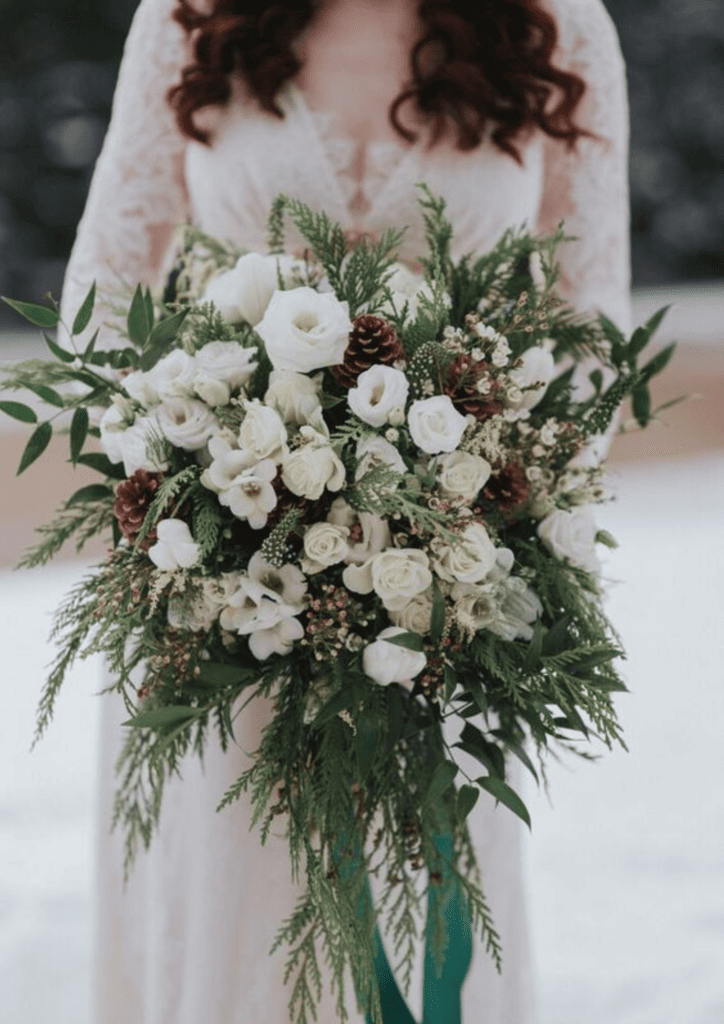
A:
[60,1,631,1021]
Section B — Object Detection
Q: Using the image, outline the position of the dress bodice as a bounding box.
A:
[184,82,544,265]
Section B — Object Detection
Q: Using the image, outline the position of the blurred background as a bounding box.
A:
[0,1,722,1023]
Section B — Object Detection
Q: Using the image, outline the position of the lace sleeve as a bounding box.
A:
[60,0,191,343]
[538,0,632,336]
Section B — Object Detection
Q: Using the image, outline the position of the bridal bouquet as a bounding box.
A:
[1,188,673,1023]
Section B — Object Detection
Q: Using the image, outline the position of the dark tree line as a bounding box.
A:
[0,0,722,326]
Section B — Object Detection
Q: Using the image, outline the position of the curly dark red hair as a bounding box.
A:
[168,0,591,163]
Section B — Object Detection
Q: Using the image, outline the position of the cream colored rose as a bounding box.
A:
[538,505,601,575]
[408,395,468,455]
[281,426,346,500]
[238,399,288,462]
[256,287,352,373]
[362,626,427,686]
[389,590,434,636]
[195,340,258,391]
[437,450,492,501]
[327,498,390,565]
[264,369,323,427]
[348,365,409,428]
[432,522,497,584]
[344,548,432,612]
[147,349,197,400]
[301,523,350,575]
[155,397,218,451]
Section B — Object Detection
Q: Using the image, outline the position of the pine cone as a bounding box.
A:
[444,354,504,422]
[113,469,162,544]
[482,461,530,515]
[330,314,404,388]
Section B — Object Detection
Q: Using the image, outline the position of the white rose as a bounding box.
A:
[538,506,601,575]
[147,350,197,400]
[507,347,556,410]
[348,365,409,428]
[123,370,159,408]
[195,340,259,391]
[256,287,352,373]
[388,591,434,636]
[301,523,350,574]
[201,252,280,326]
[264,369,323,427]
[327,498,390,564]
[281,427,345,500]
[237,399,288,462]
[193,371,231,407]
[408,395,468,455]
[437,451,492,501]
[148,518,200,571]
[156,397,218,451]
[344,548,432,612]
[362,626,427,686]
[432,522,497,584]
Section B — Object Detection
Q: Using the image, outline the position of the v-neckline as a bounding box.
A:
[285,82,421,224]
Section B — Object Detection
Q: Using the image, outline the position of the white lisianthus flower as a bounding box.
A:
[389,590,434,636]
[327,498,390,565]
[407,395,468,455]
[195,340,259,391]
[281,426,345,500]
[123,370,159,408]
[247,551,308,607]
[147,349,197,400]
[344,548,432,612]
[437,450,492,501]
[155,397,218,451]
[348,365,409,428]
[300,523,350,575]
[148,518,200,571]
[256,287,352,373]
[237,399,288,462]
[362,626,427,687]
[201,252,285,327]
[432,522,497,584]
[507,347,556,410]
[538,505,601,575]
[264,369,323,427]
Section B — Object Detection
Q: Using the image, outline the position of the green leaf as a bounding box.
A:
[443,664,457,702]
[632,385,652,427]
[640,342,676,384]
[425,759,458,805]
[597,312,626,347]
[569,646,623,674]
[17,422,52,474]
[66,483,113,505]
[144,287,155,332]
[627,325,650,359]
[523,619,544,673]
[0,401,37,424]
[75,452,126,479]
[71,282,96,336]
[146,308,188,348]
[25,382,65,408]
[641,304,671,342]
[2,296,60,328]
[69,407,89,463]
[127,284,151,346]
[542,614,571,656]
[456,784,480,822]
[43,330,75,364]
[430,580,446,644]
[476,775,531,829]
[123,706,200,729]
[492,734,539,783]
[384,630,424,653]
[456,722,505,779]
[311,686,357,727]
[588,368,603,394]
[356,711,380,780]
[194,662,253,688]
[83,328,100,362]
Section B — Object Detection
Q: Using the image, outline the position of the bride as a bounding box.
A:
[60,0,631,1021]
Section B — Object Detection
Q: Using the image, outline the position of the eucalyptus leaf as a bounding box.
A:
[146,308,188,348]
[72,282,96,337]
[70,407,89,463]
[356,712,380,780]
[26,382,65,408]
[541,614,571,656]
[456,784,480,822]
[75,452,126,479]
[0,401,37,424]
[127,284,151,347]
[476,775,531,829]
[17,422,52,475]
[2,296,60,328]
[66,483,113,505]
[83,328,100,362]
[43,330,75,364]
[425,759,458,805]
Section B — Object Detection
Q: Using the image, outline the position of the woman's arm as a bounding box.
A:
[60,0,192,340]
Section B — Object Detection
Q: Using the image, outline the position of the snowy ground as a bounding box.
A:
[1,454,723,1024]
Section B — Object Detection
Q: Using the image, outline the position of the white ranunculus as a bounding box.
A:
[507,347,556,410]
[281,426,345,500]
[389,590,434,636]
[147,349,198,400]
[237,399,288,462]
[362,626,427,687]
[201,253,279,326]
[344,548,432,612]
[348,365,409,428]
[148,518,200,571]
[155,397,218,451]
[538,505,601,575]
[300,522,350,575]
[264,369,323,427]
[432,522,497,584]
[123,370,160,408]
[408,395,468,455]
[437,450,492,501]
[193,371,231,407]
[327,498,390,565]
[256,287,352,373]
[195,340,259,391]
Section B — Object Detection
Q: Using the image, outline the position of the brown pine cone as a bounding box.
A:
[482,461,530,515]
[113,469,162,544]
[330,314,404,388]
[443,353,504,422]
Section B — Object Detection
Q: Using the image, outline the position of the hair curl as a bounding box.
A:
[168,0,591,163]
